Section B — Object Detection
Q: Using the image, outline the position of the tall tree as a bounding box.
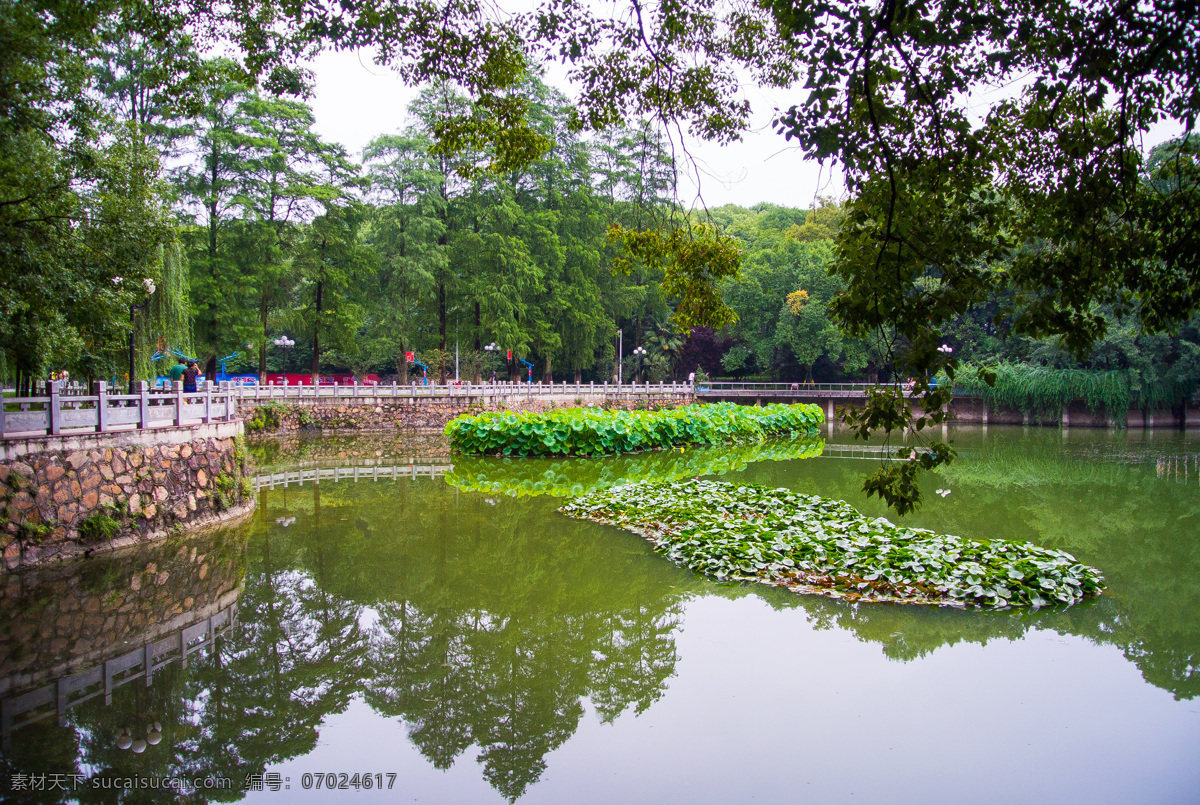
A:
[362,131,447,383]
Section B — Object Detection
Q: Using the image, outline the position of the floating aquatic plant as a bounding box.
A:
[560,479,1105,610]
[446,402,822,457]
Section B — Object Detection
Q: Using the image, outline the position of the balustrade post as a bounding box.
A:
[92,379,109,431]
[203,380,214,423]
[137,381,150,429]
[173,380,185,426]
[49,383,62,435]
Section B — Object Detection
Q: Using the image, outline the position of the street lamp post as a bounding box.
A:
[272,336,295,384]
[124,277,156,394]
[483,342,498,382]
[632,345,647,383]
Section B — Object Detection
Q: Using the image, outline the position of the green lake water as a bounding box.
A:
[2,426,1199,803]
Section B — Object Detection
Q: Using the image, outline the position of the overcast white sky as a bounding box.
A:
[307,48,843,210]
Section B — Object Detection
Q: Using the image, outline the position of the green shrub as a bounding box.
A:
[17,519,52,543]
[445,402,823,457]
[213,472,237,511]
[245,402,286,432]
[77,511,120,543]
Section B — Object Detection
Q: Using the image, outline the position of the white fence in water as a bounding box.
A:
[0,602,238,750]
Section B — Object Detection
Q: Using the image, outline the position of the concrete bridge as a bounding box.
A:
[696,381,1200,430]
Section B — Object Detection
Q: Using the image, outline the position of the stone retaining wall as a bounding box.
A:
[1,422,252,570]
[242,393,693,435]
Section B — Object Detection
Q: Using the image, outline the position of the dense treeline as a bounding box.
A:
[3,6,1198,415]
[0,21,749,387]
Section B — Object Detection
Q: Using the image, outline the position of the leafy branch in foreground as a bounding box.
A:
[561,479,1105,610]
[838,383,963,516]
[607,221,743,330]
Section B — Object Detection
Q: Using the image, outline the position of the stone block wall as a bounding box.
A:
[0,422,252,570]
[241,393,693,435]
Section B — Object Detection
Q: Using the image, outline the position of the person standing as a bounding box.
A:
[170,359,186,387]
[183,361,200,394]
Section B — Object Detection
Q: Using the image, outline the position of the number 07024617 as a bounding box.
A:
[300,772,396,790]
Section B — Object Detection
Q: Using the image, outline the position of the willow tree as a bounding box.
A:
[133,242,194,382]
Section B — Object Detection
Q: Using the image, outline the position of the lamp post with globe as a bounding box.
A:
[483,342,499,382]
[631,345,648,383]
[272,336,295,383]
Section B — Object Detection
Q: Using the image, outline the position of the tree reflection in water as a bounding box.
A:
[3,427,1197,803]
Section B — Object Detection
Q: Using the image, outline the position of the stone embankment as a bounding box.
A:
[1,422,252,570]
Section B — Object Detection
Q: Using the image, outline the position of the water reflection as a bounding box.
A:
[445,437,824,498]
[1,427,1197,802]
[246,479,691,801]
[0,530,245,802]
[731,426,1200,700]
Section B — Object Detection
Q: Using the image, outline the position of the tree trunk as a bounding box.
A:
[312,279,323,385]
[542,355,553,384]
[207,140,219,259]
[438,283,447,350]
[259,296,268,381]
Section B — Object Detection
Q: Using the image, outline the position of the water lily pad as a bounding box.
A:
[559,479,1105,610]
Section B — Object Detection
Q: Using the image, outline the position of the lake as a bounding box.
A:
[2,425,1198,803]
